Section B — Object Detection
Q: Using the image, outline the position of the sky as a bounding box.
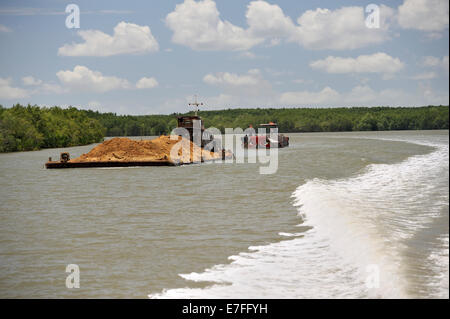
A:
[0,0,448,115]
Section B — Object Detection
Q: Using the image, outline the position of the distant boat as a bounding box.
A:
[243,122,289,149]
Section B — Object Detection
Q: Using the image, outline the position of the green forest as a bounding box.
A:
[0,105,105,152]
[0,104,448,152]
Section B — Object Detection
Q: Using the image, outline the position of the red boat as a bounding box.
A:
[242,122,289,149]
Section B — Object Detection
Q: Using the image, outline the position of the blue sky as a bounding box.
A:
[0,0,448,114]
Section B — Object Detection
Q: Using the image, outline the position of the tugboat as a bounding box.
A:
[175,95,219,152]
[242,122,289,149]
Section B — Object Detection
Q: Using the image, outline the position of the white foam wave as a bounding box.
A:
[427,234,449,298]
[149,135,449,299]
[278,232,303,237]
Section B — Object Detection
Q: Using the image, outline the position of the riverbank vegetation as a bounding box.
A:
[87,105,449,136]
[0,105,105,152]
[0,104,448,152]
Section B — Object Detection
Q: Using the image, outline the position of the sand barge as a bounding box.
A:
[46,97,234,169]
[45,136,232,169]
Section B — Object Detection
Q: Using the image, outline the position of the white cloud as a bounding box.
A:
[21,75,66,94]
[279,84,448,107]
[204,91,280,109]
[410,72,437,80]
[280,87,341,105]
[0,78,29,99]
[136,77,159,89]
[246,1,297,38]
[417,82,449,105]
[279,85,412,106]
[166,0,393,51]
[22,76,42,86]
[201,68,445,108]
[200,66,447,108]
[204,83,447,108]
[345,85,379,104]
[310,53,404,75]
[58,22,159,56]
[56,65,131,92]
[203,69,277,107]
[292,5,394,50]
[55,66,158,92]
[165,0,262,51]
[422,55,449,72]
[204,94,237,109]
[0,24,12,32]
[38,82,66,94]
[203,69,264,86]
[238,51,257,59]
[398,0,449,32]
[423,56,442,67]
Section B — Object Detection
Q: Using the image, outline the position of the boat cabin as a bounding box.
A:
[257,122,279,133]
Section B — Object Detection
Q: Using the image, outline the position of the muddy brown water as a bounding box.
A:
[0,131,448,298]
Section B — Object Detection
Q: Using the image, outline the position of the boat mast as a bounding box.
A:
[189,94,203,116]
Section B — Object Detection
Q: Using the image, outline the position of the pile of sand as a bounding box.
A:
[70,136,227,164]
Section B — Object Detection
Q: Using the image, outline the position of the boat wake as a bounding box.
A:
[149,136,449,299]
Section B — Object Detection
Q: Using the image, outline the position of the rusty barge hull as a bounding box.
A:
[45,158,230,169]
[45,160,178,168]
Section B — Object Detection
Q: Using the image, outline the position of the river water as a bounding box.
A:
[0,130,448,298]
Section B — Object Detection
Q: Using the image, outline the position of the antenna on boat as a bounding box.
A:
[189,94,203,116]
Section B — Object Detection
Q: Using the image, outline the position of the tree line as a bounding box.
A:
[0,104,448,152]
[0,104,105,152]
[88,105,448,136]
